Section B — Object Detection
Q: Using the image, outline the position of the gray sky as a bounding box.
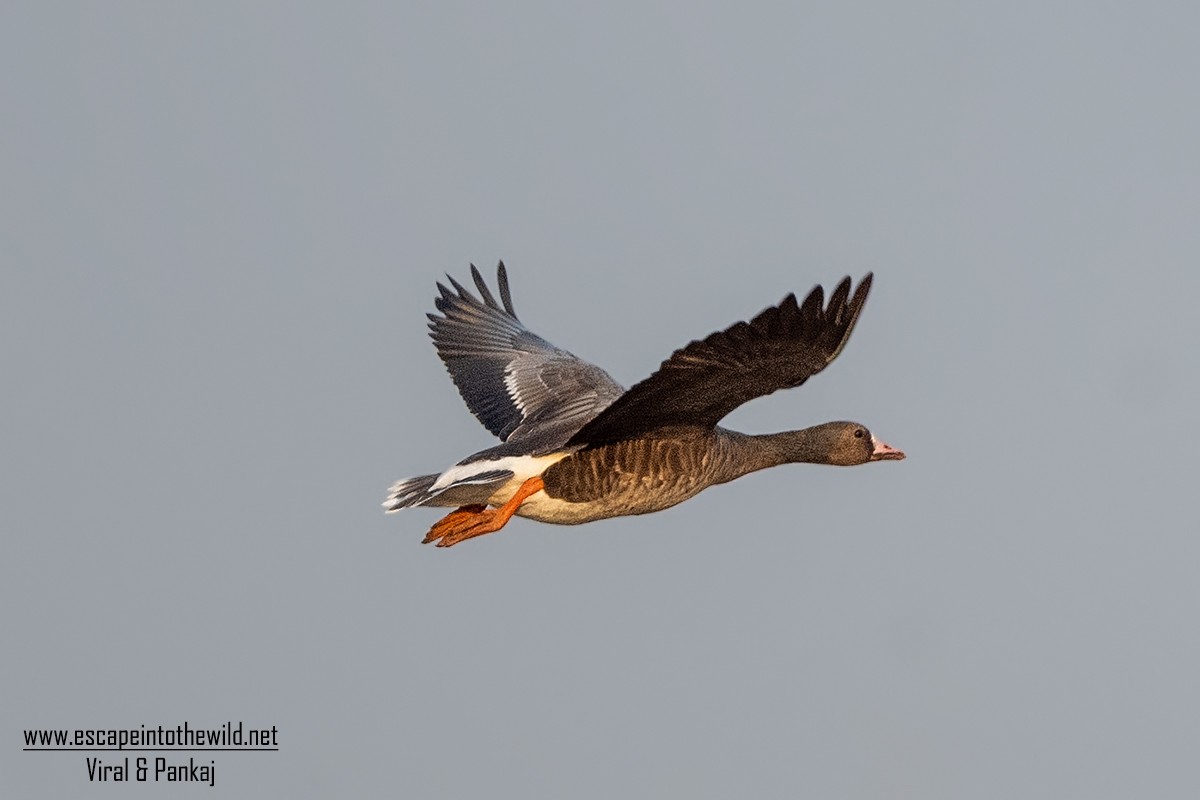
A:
[4,3,1199,798]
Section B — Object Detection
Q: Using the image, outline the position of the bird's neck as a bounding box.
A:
[713,427,832,484]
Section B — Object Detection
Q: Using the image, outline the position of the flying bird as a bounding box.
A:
[384,262,904,547]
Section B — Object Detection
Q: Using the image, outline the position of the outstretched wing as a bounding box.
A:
[566,274,873,448]
[428,262,625,445]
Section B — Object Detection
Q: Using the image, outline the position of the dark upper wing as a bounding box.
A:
[427,262,625,444]
[566,274,873,448]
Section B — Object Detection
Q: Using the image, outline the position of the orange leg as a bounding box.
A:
[422,477,545,548]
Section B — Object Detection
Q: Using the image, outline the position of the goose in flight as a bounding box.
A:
[384,262,903,547]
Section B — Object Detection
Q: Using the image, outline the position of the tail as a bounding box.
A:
[382,469,514,513]
[382,474,440,512]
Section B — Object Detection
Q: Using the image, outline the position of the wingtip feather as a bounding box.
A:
[496,261,517,318]
[447,274,472,299]
[800,283,824,320]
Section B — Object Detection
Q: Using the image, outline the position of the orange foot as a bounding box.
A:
[422,477,545,548]
[420,504,486,544]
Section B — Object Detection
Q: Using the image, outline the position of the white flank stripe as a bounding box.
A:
[429,453,569,492]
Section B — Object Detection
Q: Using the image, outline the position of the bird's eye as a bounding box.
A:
[854,429,865,439]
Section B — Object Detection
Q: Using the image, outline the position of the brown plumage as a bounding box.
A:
[383,263,904,547]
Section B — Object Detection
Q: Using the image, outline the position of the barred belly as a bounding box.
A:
[528,433,728,524]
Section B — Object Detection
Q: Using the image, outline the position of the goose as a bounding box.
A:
[384,262,903,547]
